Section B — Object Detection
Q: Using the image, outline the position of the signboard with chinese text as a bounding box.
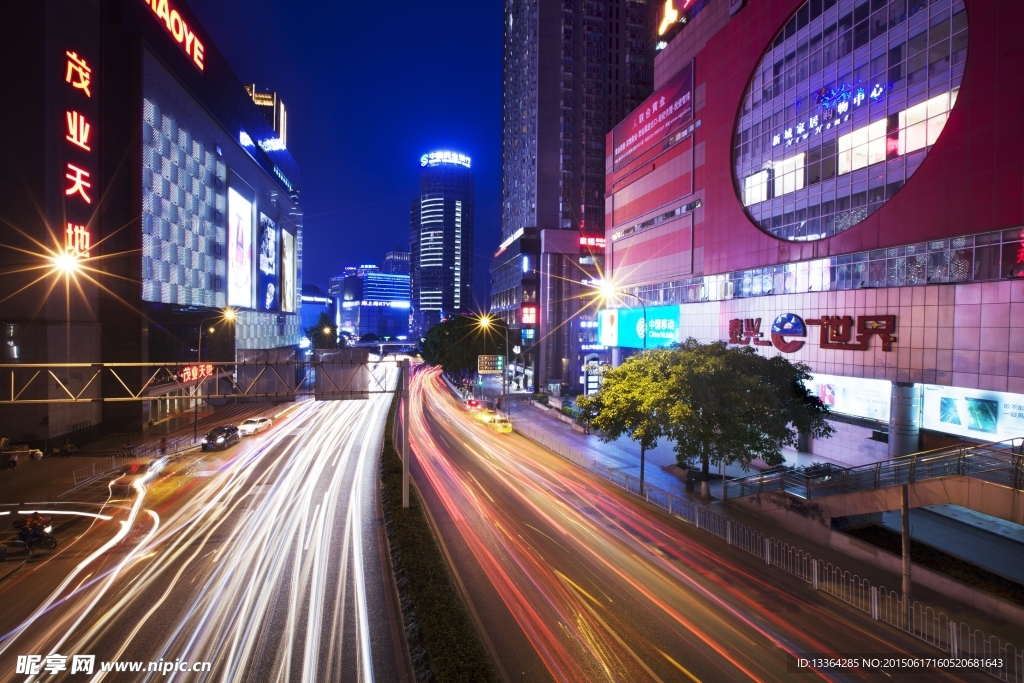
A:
[726,313,897,354]
[227,188,253,309]
[478,355,505,375]
[921,385,1024,442]
[61,48,97,261]
[597,305,681,349]
[612,60,693,170]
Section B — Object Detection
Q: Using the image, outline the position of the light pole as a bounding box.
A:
[193,309,234,442]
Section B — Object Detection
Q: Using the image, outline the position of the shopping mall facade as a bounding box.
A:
[0,0,302,442]
[601,0,1024,464]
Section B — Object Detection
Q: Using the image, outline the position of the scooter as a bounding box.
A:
[12,518,58,551]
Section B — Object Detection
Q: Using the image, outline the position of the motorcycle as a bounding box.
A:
[12,517,58,551]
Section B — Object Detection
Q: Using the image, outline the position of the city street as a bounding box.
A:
[410,367,983,682]
[0,394,400,681]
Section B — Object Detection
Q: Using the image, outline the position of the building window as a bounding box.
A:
[733,0,967,242]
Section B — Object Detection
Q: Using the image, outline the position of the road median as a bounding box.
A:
[379,394,500,683]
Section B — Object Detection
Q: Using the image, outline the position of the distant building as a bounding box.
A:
[244,84,287,148]
[299,284,334,334]
[498,0,654,393]
[329,265,379,298]
[410,152,474,336]
[339,271,411,339]
[382,250,411,275]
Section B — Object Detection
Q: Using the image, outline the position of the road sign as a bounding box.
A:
[478,355,505,375]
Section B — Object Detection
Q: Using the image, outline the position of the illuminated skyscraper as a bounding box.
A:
[410,152,474,335]
[498,0,654,392]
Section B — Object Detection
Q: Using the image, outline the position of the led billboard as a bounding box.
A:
[803,374,892,423]
[921,385,1024,442]
[257,213,279,311]
[612,60,693,170]
[597,305,680,349]
[227,187,253,309]
[281,229,296,313]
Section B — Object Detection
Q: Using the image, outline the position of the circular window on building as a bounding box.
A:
[733,0,967,241]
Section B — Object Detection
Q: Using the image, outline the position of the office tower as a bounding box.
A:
[410,151,474,336]
[244,84,288,148]
[497,0,653,392]
[382,250,411,275]
[339,270,411,339]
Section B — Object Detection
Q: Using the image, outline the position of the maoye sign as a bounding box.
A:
[612,60,693,170]
[143,0,206,71]
[727,313,897,354]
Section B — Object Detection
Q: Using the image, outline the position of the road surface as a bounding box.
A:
[0,394,400,682]
[410,368,983,683]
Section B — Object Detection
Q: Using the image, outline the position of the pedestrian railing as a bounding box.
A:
[69,434,196,488]
[513,421,1024,682]
[724,438,1024,501]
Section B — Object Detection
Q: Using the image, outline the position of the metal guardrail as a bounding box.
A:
[69,434,196,488]
[513,421,1024,682]
[723,438,1024,501]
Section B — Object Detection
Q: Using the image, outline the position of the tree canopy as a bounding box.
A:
[306,312,341,350]
[582,340,834,498]
[420,316,511,382]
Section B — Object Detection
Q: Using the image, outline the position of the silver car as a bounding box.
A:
[238,417,273,436]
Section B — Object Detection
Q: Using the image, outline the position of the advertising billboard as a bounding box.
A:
[921,385,1024,442]
[281,229,296,313]
[612,60,693,170]
[257,213,279,311]
[597,305,680,349]
[227,188,253,309]
[803,374,892,423]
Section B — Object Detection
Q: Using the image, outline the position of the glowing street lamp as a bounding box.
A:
[193,308,235,441]
[590,280,648,351]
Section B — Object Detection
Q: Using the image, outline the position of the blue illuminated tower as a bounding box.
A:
[410,151,474,335]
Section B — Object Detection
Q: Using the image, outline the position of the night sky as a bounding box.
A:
[189,0,503,308]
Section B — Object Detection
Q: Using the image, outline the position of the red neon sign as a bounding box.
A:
[522,306,537,325]
[143,0,206,71]
[579,236,606,250]
[180,364,215,383]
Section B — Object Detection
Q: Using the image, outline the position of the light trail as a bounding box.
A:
[0,368,397,683]
[410,368,964,683]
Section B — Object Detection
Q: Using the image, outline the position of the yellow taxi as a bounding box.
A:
[489,417,513,434]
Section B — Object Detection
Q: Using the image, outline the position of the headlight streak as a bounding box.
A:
[1,370,395,682]
[411,369,929,683]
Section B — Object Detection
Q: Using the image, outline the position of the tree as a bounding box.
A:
[306,312,340,350]
[658,339,834,498]
[576,349,672,490]
[420,315,509,384]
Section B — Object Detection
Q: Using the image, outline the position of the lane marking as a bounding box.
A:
[303,503,322,551]
[658,648,703,683]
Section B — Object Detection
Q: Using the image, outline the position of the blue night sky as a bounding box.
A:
[190,0,504,309]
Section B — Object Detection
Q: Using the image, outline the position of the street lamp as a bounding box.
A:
[593,280,648,351]
[193,308,235,442]
[477,314,511,419]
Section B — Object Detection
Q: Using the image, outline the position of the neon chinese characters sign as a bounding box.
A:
[142,0,206,72]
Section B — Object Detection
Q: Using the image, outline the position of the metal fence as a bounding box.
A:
[514,421,1024,681]
[724,438,1024,501]
[69,433,196,488]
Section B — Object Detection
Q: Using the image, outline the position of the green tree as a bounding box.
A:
[660,339,834,498]
[306,312,341,350]
[576,349,672,490]
[420,315,509,384]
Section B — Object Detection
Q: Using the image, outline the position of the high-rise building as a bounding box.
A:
[498,0,653,393]
[410,151,475,335]
[382,250,411,275]
[244,84,287,149]
[339,270,411,340]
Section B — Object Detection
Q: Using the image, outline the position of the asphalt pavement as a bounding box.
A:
[411,368,988,683]
[0,393,402,682]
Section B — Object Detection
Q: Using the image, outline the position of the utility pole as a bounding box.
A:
[401,359,410,509]
[901,484,911,625]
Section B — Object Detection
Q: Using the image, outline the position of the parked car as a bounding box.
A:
[201,425,241,451]
[238,417,273,436]
[489,417,513,434]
